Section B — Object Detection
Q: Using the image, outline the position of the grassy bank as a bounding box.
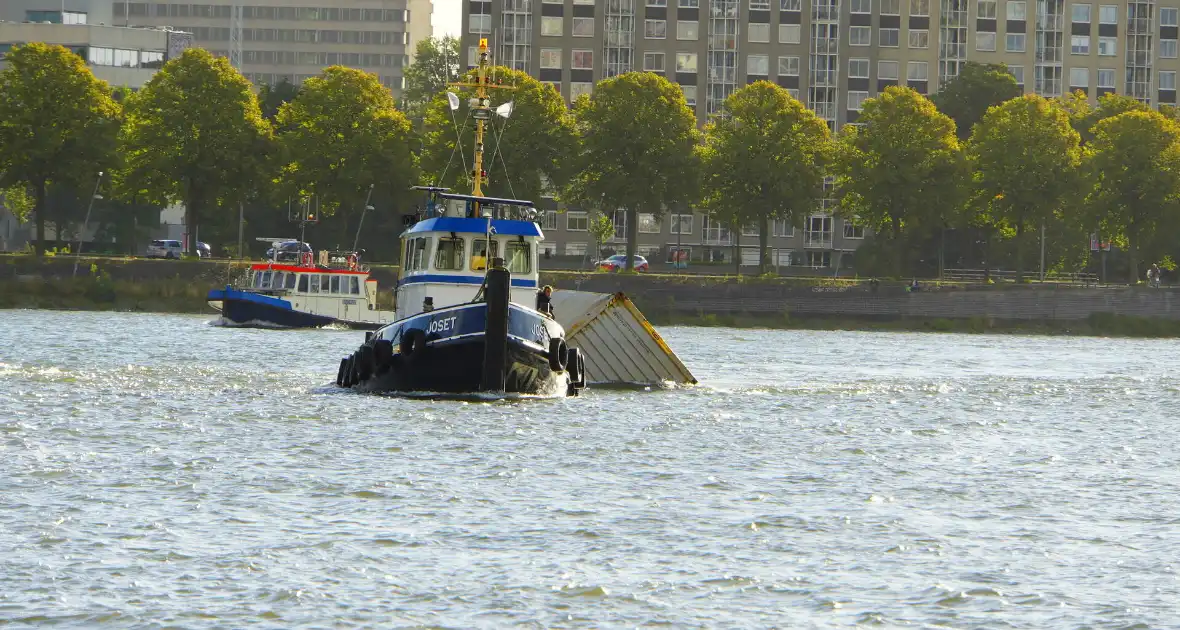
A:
[643,309,1180,338]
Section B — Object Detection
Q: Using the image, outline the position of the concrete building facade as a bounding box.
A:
[0,20,182,88]
[462,0,1180,272]
[108,0,433,92]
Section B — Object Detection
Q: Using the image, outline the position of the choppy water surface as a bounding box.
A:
[3,310,1180,628]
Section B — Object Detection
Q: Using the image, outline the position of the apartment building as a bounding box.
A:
[462,0,1180,271]
[105,0,432,92]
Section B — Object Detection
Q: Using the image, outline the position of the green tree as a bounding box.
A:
[932,62,1022,140]
[402,36,461,124]
[701,81,831,275]
[1085,110,1180,283]
[0,43,120,255]
[1059,91,1151,143]
[587,211,615,263]
[969,95,1082,281]
[421,66,574,204]
[567,72,700,271]
[833,86,966,276]
[258,78,300,122]
[275,66,417,246]
[118,48,272,256]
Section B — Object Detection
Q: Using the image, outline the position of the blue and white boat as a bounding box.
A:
[334,38,585,396]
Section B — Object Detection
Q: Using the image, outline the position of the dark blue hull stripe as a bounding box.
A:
[397,274,537,288]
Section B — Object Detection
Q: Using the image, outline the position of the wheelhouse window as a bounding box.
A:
[471,239,499,270]
[321,275,331,292]
[506,241,532,273]
[310,274,321,293]
[285,273,296,289]
[350,276,361,295]
[434,237,466,270]
[330,275,341,293]
[298,274,308,292]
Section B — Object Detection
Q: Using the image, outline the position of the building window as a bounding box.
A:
[748,23,770,42]
[878,60,899,79]
[1072,3,1091,22]
[788,88,801,99]
[781,0,801,9]
[541,48,562,69]
[572,49,594,69]
[541,212,558,230]
[570,83,594,102]
[1071,35,1090,54]
[977,0,996,17]
[566,211,589,231]
[677,20,699,40]
[680,0,700,6]
[779,56,801,76]
[1161,70,1177,90]
[639,213,661,233]
[645,19,667,38]
[1163,7,1179,26]
[910,0,929,16]
[1070,67,1089,87]
[978,32,997,51]
[676,52,698,72]
[682,84,698,105]
[779,24,801,44]
[1007,33,1026,52]
[1162,39,1178,59]
[880,28,900,46]
[772,219,794,237]
[851,0,872,12]
[881,0,901,14]
[1098,4,1117,23]
[671,213,694,234]
[1098,36,1116,56]
[847,91,869,110]
[1097,68,1115,88]
[469,14,492,33]
[564,242,587,256]
[850,26,872,46]
[644,52,666,71]
[541,16,562,36]
[848,58,869,78]
[907,61,928,81]
[747,54,769,74]
[1007,1,1027,20]
[648,0,668,5]
[703,217,732,244]
[843,221,865,238]
[572,17,595,37]
[909,29,929,48]
[806,251,831,268]
[1009,64,1025,84]
[750,0,771,8]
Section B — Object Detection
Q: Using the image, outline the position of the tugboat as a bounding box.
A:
[334,38,586,396]
[207,240,393,329]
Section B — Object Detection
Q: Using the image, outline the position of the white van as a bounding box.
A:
[147,239,183,259]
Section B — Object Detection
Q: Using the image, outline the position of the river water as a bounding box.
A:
[2,309,1179,628]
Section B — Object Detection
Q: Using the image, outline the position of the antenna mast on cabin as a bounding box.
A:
[229,1,243,69]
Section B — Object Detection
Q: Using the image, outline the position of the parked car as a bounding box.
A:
[146,239,183,259]
[266,241,312,263]
[196,242,212,258]
[597,254,649,272]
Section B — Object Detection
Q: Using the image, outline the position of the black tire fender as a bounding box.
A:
[400,328,427,361]
[337,357,348,387]
[549,337,569,372]
[373,339,393,369]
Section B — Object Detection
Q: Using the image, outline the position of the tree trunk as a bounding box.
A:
[1014,222,1025,283]
[625,207,637,271]
[759,215,770,276]
[33,180,47,256]
[185,187,200,257]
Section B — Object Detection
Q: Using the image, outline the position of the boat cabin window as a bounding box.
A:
[273,272,287,289]
[349,276,360,294]
[506,241,532,274]
[298,274,308,292]
[252,271,263,288]
[286,273,296,290]
[471,238,499,271]
[330,275,341,294]
[435,237,465,270]
[413,238,432,271]
[321,275,331,293]
[261,270,273,288]
[310,274,321,293]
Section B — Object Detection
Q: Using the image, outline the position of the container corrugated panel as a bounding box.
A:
[551,290,697,386]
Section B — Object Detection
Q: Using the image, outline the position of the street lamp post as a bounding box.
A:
[72,171,105,278]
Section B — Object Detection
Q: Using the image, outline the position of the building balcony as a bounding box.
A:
[804,234,832,248]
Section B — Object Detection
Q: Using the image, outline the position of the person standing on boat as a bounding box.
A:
[536,285,555,318]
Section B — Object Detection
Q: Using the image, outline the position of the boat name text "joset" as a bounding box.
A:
[427,316,458,335]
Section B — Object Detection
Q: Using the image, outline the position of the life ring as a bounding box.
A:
[301,251,314,267]
[346,253,358,270]
[400,328,427,361]
[548,337,568,372]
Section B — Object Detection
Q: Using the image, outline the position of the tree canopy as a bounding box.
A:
[932,62,1023,140]
[274,65,417,247]
[969,95,1082,280]
[118,48,272,255]
[833,86,966,275]
[258,78,300,122]
[421,66,574,204]
[567,72,700,270]
[1086,110,1180,282]
[0,43,121,254]
[702,81,832,274]
[402,36,461,125]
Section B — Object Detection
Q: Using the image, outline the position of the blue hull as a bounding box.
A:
[208,287,341,329]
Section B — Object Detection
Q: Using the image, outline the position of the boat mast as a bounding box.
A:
[470,38,491,198]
